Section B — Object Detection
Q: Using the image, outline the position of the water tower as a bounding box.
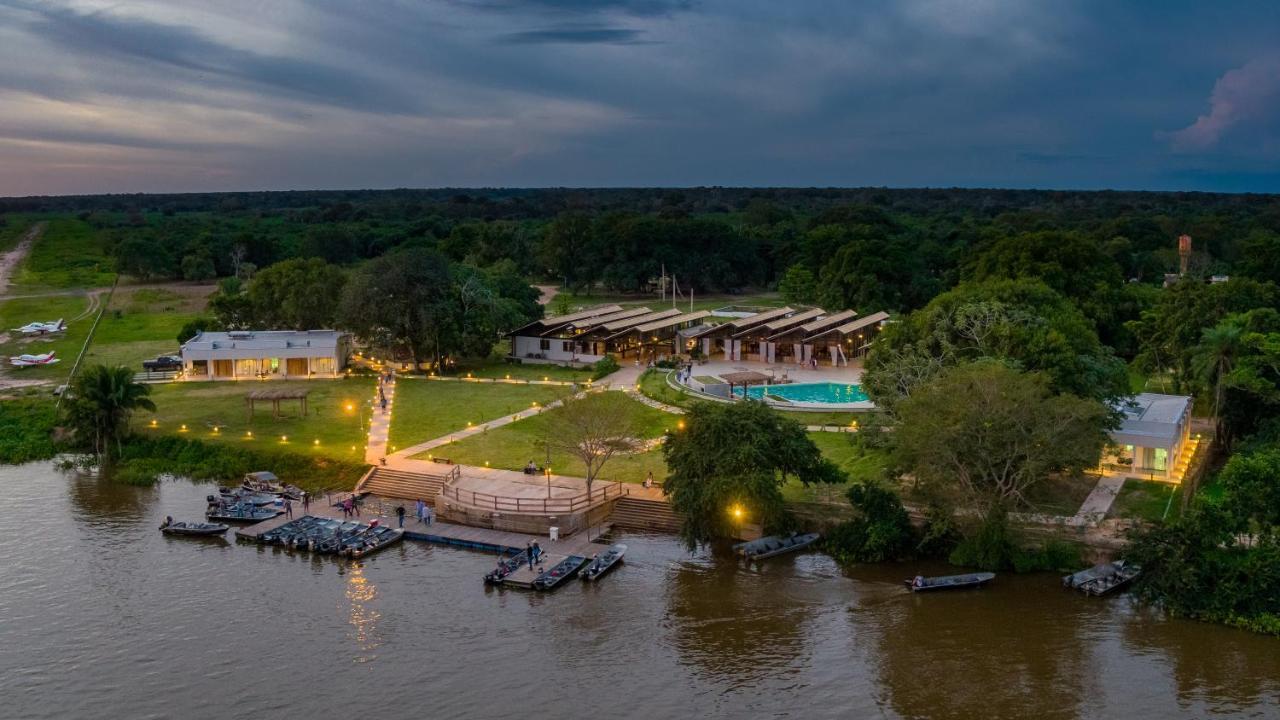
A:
[1178,234,1192,276]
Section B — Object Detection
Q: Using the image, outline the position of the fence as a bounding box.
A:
[441,480,628,514]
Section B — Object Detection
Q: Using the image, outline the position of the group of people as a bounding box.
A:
[393,499,435,528]
[525,541,543,569]
[340,495,361,518]
[522,460,541,475]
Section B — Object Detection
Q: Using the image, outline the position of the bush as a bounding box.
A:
[823,482,916,563]
[949,512,1017,570]
[591,355,620,380]
[1011,540,1083,573]
[0,398,60,464]
[654,358,679,369]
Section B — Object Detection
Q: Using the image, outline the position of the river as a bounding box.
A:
[0,463,1276,720]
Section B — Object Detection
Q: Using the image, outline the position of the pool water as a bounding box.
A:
[734,381,869,404]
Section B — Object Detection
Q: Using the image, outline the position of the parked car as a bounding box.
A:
[142,355,182,372]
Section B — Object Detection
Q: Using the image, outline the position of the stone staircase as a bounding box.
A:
[609,495,683,533]
[356,467,456,503]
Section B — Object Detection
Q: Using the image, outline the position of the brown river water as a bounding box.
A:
[1,463,1277,720]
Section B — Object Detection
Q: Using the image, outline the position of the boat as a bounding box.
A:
[160,520,229,536]
[532,555,589,590]
[484,550,531,585]
[733,532,821,560]
[241,471,304,500]
[580,544,627,581]
[904,572,996,592]
[1077,563,1141,597]
[313,522,367,554]
[347,526,405,558]
[205,502,281,523]
[1063,561,1128,590]
[217,489,280,506]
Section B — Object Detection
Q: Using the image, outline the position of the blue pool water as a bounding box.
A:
[733,381,869,404]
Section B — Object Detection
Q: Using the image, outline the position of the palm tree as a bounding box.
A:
[64,365,156,463]
[1192,320,1244,447]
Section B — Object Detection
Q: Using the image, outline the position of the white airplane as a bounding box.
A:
[11,318,66,335]
[10,351,59,367]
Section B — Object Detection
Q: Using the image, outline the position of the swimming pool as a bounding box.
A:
[733,382,869,404]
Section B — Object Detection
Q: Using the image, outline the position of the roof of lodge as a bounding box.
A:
[631,310,712,334]
[1111,393,1192,447]
[686,306,796,338]
[736,307,825,337]
[595,307,682,333]
[799,309,858,334]
[556,306,652,330]
[808,311,890,341]
[183,330,344,353]
[507,304,623,336]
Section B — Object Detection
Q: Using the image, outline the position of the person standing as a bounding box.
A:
[301,491,310,513]
[283,498,293,519]
[526,542,534,570]
[352,496,361,518]
[395,504,405,528]
[415,498,426,524]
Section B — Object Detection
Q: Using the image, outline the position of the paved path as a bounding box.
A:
[364,375,395,463]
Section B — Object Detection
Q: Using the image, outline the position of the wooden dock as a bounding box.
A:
[235,493,612,559]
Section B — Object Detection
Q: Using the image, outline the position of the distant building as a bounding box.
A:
[180,330,349,381]
[1101,393,1195,482]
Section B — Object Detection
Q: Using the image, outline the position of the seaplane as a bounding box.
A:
[11,319,66,335]
[10,351,59,367]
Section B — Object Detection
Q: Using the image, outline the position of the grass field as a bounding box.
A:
[421,391,673,484]
[782,435,888,504]
[139,378,376,462]
[0,216,36,253]
[442,356,593,383]
[1109,479,1182,522]
[9,218,114,292]
[0,294,97,383]
[80,286,207,371]
[387,378,571,450]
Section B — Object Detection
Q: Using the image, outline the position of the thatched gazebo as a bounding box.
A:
[720,370,772,399]
[245,388,310,420]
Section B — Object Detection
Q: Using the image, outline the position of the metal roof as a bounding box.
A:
[752,308,825,334]
[183,330,344,352]
[598,307,682,332]
[633,310,711,334]
[1111,393,1192,447]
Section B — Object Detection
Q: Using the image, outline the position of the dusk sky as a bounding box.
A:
[1,0,1278,196]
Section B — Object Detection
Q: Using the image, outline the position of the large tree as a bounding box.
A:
[541,392,643,495]
[63,364,156,463]
[662,401,843,549]
[892,362,1110,518]
[338,247,456,368]
[247,258,347,330]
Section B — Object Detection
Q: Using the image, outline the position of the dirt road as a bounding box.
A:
[0,222,45,298]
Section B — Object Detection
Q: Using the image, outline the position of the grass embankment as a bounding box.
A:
[388,378,571,450]
[81,286,206,370]
[139,378,375,463]
[0,294,97,383]
[1109,479,1182,522]
[114,435,366,492]
[423,391,671,484]
[8,218,115,292]
[0,395,60,464]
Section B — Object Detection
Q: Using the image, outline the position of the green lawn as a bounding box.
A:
[9,218,115,292]
[1022,473,1098,516]
[387,378,571,450]
[81,286,204,371]
[0,294,97,383]
[139,378,375,462]
[1109,479,1182,522]
[783,435,889,503]
[420,391,674,483]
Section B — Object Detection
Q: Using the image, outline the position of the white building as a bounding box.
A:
[180,330,349,381]
[1101,393,1195,482]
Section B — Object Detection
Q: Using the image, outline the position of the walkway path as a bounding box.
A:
[1073,475,1127,523]
[387,392,579,459]
[364,375,395,464]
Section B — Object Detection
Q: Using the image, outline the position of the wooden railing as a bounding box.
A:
[441,480,628,514]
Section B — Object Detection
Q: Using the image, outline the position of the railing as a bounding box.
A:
[440,480,628,514]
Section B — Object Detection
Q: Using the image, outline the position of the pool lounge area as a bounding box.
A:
[677,360,876,411]
[734,381,870,405]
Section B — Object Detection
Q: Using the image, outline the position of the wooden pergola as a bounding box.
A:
[245,388,310,420]
[720,370,772,399]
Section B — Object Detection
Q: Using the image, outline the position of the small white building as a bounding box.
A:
[1101,393,1195,482]
[180,330,349,381]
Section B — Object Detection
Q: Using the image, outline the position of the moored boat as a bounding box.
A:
[160,519,229,536]
[217,489,280,506]
[484,550,530,585]
[733,532,821,560]
[532,555,589,590]
[1078,563,1141,597]
[347,526,404,558]
[206,502,282,522]
[904,572,996,592]
[580,544,627,581]
[1063,561,1127,590]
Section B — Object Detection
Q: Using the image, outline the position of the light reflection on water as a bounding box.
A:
[0,463,1277,720]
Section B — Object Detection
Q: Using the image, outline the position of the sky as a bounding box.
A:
[0,0,1278,196]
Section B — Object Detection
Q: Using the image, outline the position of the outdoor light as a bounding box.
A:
[484,461,490,466]
[281,435,288,442]
[246,431,253,437]
[677,420,685,430]
[313,439,320,446]
[732,504,744,520]
[505,374,510,379]
[180,424,187,432]
[543,376,549,381]
[149,419,157,427]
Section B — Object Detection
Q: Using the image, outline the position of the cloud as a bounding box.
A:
[499,25,650,44]
[1168,55,1280,151]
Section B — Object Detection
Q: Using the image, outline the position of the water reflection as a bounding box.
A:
[344,561,382,664]
[664,549,815,688]
[65,469,157,529]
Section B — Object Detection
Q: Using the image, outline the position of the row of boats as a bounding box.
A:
[484,543,628,590]
[204,472,304,522]
[254,516,404,558]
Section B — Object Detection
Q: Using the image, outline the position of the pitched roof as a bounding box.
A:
[632,310,711,334]
[806,311,890,341]
[743,307,824,337]
[506,304,623,336]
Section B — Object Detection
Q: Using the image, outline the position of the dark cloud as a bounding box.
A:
[457,0,693,17]
[499,25,650,44]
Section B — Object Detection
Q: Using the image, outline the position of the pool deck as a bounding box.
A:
[682,359,875,411]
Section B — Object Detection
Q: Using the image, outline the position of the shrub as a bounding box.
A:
[591,355,620,380]
[949,511,1017,570]
[0,398,60,464]
[824,482,916,563]
[114,436,367,493]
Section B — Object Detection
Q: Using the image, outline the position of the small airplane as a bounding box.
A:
[10,351,59,367]
[11,319,66,335]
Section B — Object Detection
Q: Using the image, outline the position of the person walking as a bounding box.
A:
[352,496,360,518]
[415,498,426,524]
[301,491,310,513]
[395,504,405,528]
[526,542,534,570]
[283,497,293,519]
[425,503,434,526]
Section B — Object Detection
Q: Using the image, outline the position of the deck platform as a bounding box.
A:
[235,493,611,557]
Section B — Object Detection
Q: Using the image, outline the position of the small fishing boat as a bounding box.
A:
[314,522,367,554]
[484,550,531,585]
[347,526,405,558]
[532,555,589,590]
[904,572,996,592]
[241,471,304,500]
[206,502,281,523]
[1063,561,1127,590]
[217,489,280,506]
[1077,563,1141,597]
[159,519,229,536]
[581,544,627,581]
[733,532,821,561]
